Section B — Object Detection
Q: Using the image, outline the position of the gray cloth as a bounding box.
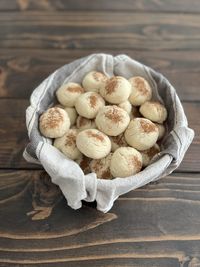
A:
[23,54,194,212]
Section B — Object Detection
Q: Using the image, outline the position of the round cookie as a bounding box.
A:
[90,153,113,179]
[110,133,128,152]
[54,129,81,160]
[118,101,132,115]
[100,76,131,104]
[64,107,77,126]
[95,105,130,136]
[76,129,111,159]
[39,107,70,138]
[56,82,84,107]
[155,123,165,140]
[76,116,96,131]
[75,92,105,119]
[139,101,167,123]
[110,147,142,178]
[125,118,159,151]
[82,71,108,92]
[129,76,152,106]
[141,144,160,167]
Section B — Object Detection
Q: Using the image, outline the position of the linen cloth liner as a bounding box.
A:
[23,54,194,213]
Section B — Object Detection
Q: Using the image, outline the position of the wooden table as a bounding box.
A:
[0,1,200,266]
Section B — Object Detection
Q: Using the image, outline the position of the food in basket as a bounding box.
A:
[54,129,81,160]
[139,101,167,123]
[124,118,159,150]
[75,91,105,119]
[39,107,70,138]
[95,105,130,136]
[100,76,131,104]
[155,123,165,140]
[82,71,108,92]
[39,71,168,179]
[64,107,78,126]
[76,129,111,159]
[118,100,132,115]
[129,76,152,106]
[110,147,142,177]
[56,82,84,107]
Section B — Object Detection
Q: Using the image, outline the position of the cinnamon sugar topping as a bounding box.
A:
[105,107,123,123]
[131,155,142,171]
[41,107,63,129]
[140,120,157,133]
[89,94,97,108]
[65,132,76,147]
[93,72,107,82]
[105,77,119,95]
[67,85,84,93]
[134,77,148,95]
[86,130,104,142]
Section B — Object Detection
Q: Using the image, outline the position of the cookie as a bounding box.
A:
[129,76,152,106]
[100,76,131,104]
[56,82,84,107]
[39,107,70,138]
[139,101,167,123]
[82,71,108,92]
[75,92,105,119]
[125,118,159,151]
[76,129,111,159]
[110,147,142,178]
[54,129,81,160]
[64,107,77,126]
[118,100,132,115]
[155,123,165,140]
[95,105,130,136]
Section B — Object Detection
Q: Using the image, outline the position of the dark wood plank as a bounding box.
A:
[1,0,200,13]
[0,170,200,266]
[1,49,200,101]
[0,258,181,267]
[0,99,198,171]
[0,12,200,50]
[0,99,41,170]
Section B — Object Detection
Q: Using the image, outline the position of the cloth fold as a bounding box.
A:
[23,53,194,212]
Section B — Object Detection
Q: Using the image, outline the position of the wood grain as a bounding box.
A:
[1,12,200,50]
[0,99,198,171]
[0,49,200,100]
[1,0,200,13]
[0,3,199,266]
[0,170,200,266]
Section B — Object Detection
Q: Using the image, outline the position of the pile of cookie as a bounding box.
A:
[39,71,167,179]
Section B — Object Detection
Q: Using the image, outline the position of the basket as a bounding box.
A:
[23,54,194,213]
